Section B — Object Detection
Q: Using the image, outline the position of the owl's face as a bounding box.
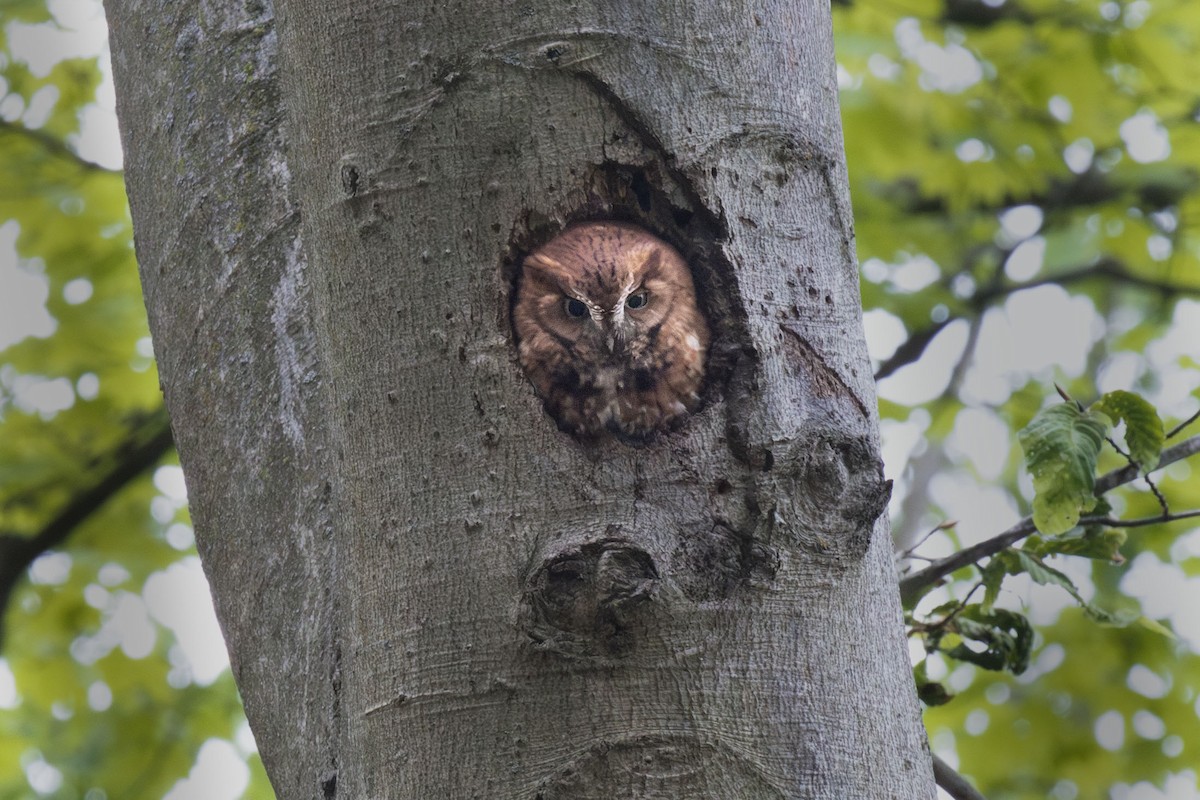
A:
[513,222,710,441]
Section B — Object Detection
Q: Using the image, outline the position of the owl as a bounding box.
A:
[513,221,710,441]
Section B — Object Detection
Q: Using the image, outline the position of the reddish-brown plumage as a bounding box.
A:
[513,222,709,441]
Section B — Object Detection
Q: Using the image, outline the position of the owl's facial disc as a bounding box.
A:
[512,221,709,440]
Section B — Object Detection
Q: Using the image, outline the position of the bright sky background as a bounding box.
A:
[0,2,1198,799]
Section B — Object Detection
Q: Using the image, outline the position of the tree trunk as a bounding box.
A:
[109,0,935,797]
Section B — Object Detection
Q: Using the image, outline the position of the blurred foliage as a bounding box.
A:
[0,2,269,798]
[837,0,1200,797]
[1,0,1199,799]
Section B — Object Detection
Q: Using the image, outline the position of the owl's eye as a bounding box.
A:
[626,290,649,310]
[564,298,588,318]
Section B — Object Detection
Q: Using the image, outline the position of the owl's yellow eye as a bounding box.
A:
[564,298,588,318]
[626,290,649,310]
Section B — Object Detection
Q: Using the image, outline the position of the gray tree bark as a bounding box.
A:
[109,0,935,797]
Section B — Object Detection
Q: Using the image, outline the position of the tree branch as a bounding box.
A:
[1089,508,1200,529]
[0,119,115,174]
[875,256,1198,382]
[1095,434,1200,494]
[890,167,1195,218]
[874,319,952,380]
[933,754,989,800]
[0,408,174,650]
[899,434,1200,605]
[974,258,1200,304]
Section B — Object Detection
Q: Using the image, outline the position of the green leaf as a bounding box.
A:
[913,659,955,706]
[980,557,1005,610]
[1010,549,1079,594]
[1025,528,1127,564]
[945,606,1034,675]
[1019,403,1110,535]
[1136,616,1177,640]
[1091,390,1164,471]
[917,679,954,706]
[986,549,1126,623]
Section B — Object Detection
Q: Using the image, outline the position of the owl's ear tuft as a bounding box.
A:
[525,253,566,274]
[639,249,662,274]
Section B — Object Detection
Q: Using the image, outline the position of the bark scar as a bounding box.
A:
[779,324,869,420]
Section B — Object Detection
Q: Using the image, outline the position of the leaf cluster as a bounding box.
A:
[835,0,1200,796]
[0,7,270,798]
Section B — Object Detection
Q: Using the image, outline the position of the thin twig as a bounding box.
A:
[900,519,1035,606]
[1143,472,1169,516]
[1085,508,1200,529]
[900,520,958,562]
[1167,407,1200,440]
[1105,434,1168,515]
[1095,434,1200,494]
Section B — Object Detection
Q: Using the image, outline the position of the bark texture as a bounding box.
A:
[109,0,935,796]
[108,3,338,797]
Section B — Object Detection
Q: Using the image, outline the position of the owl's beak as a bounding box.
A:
[603,323,620,353]
[601,310,626,354]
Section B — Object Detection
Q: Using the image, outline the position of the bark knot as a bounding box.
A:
[520,538,658,661]
[770,429,891,559]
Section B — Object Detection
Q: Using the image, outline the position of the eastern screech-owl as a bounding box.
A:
[513,221,710,441]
